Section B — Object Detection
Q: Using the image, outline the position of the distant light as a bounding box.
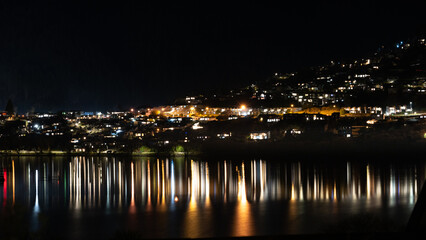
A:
[346,134,351,138]
[366,119,377,125]
[130,108,134,112]
[240,104,246,110]
[174,196,179,202]
[192,122,203,130]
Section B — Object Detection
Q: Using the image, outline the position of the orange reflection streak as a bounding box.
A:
[190,160,197,205]
[161,160,165,205]
[233,163,253,237]
[224,160,227,202]
[183,160,201,238]
[333,182,337,201]
[129,162,136,213]
[147,160,151,208]
[157,159,160,203]
[367,165,371,199]
[87,159,91,208]
[2,170,6,207]
[205,162,210,206]
[12,160,15,206]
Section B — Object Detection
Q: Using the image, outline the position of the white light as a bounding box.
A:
[192,122,203,130]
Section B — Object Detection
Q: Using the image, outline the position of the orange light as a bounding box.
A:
[174,196,179,202]
[240,104,246,110]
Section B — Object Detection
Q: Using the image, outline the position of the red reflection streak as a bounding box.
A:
[2,171,6,207]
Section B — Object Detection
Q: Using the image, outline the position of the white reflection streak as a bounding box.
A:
[113,159,116,207]
[92,159,96,207]
[98,163,101,207]
[390,168,396,198]
[106,163,110,209]
[28,164,31,207]
[69,162,72,208]
[118,161,122,207]
[76,158,81,210]
[130,162,135,211]
[83,158,86,207]
[191,160,197,204]
[414,166,418,197]
[171,161,175,204]
[376,172,382,198]
[260,160,264,201]
[34,170,39,213]
[346,162,350,198]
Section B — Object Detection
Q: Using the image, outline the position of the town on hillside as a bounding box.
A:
[1,38,425,155]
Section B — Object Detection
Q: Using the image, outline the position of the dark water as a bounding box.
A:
[0,156,424,239]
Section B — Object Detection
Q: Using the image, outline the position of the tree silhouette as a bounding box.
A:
[5,99,14,115]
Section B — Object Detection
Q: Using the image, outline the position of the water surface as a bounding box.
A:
[0,156,424,239]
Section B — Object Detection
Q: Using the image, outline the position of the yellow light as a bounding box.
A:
[190,107,195,111]
[290,104,294,108]
[174,196,179,202]
[240,104,246,110]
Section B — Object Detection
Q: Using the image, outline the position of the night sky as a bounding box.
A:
[1,1,425,113]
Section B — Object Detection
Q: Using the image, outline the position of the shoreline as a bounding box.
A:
[1,140,425,161]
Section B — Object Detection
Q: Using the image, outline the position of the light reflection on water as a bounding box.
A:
[0,156,425,239]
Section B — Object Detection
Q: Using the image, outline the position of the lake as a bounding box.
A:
[0,156,424,239]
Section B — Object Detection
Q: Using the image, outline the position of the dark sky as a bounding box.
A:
[1,1,425,113]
